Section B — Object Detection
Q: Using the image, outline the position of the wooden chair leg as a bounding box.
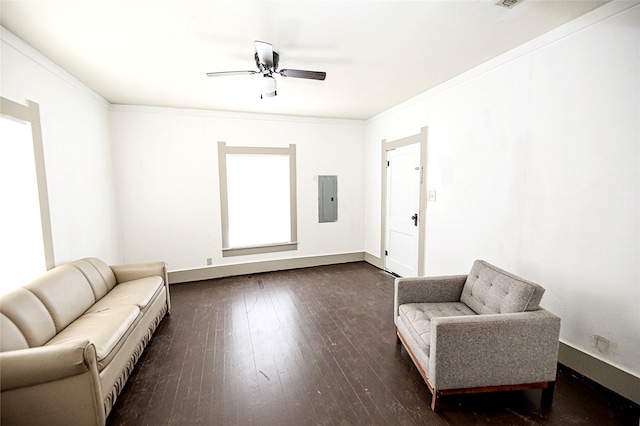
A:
[541,382,555,407]
[430,390,441,412]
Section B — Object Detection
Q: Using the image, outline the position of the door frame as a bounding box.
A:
[381,127,428,276]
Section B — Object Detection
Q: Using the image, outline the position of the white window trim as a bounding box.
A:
[217,142,298,257]
[0,97,54,270]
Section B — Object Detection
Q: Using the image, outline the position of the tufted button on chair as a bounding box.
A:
[394,260,561,411]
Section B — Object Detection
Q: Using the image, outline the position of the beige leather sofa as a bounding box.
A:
[0,258,170,425]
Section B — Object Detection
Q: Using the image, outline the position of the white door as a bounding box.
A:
[385,143,420,277]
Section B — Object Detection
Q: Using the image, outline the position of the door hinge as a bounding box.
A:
[385,250,388,256]
[387,160,390,167]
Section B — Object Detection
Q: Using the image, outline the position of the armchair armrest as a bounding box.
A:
[394,275,467,318]
[429,309,561,390]
[1,340,105,425]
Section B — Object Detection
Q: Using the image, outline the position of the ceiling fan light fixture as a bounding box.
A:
[261,75,277,98]
[207,41,325,98]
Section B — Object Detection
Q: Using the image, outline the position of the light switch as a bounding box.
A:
[427,190,436,202]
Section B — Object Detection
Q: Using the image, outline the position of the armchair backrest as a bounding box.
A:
[461,260,546,314]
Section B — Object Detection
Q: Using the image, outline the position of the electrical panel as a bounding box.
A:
[318,175,337,223]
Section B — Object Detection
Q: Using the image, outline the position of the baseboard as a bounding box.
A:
[364,252,384,269]
[558,342,640,405]
[168,252,366,284]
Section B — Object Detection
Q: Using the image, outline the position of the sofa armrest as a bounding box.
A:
[1,340,105,425]
[429,309,561,390]
[110,261,166,284]
[1,340,94,391]
[111,261,171,313]
[394,275,467,318]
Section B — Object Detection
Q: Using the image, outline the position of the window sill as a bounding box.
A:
[222,242,298,257]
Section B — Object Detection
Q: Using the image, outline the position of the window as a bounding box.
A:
[218,142,297,257]
[0,98,53,294]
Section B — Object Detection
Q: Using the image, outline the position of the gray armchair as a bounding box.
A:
[394,260,561,411]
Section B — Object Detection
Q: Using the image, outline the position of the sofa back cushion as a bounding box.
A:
[24,264,96,333]
[461,260,545,314]
[0,288,57,351]
[70,258,117,299]
[0,259,118,352]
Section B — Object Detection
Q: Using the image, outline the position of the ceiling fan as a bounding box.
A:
[206,41,326,99]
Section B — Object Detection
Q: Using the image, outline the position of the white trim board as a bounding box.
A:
[109,103,366,127]
[1,26,110,109]
[558,342,640,405]
[168,252,365,284]
[370,1,640,122]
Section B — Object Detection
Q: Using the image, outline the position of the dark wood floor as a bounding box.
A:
[108,262,639,425]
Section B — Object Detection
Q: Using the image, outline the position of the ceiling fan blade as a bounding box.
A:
[255,41,274,67]
[206,70,258,77]
[279,69,327,80]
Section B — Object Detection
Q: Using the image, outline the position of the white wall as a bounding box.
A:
[110,106,365,271]
[365,3,639,378]
[0,28,122,265]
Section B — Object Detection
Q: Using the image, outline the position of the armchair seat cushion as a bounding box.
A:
[399,302,476,353]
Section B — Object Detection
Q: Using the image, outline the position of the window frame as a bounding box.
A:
[217,141,298,257]
[0,97,54,271]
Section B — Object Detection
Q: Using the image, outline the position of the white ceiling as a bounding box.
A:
[1,0,609,120]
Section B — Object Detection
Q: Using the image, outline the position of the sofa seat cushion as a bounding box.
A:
[87,276,163,313]
[45,305,140,370]
[399,302,476,352]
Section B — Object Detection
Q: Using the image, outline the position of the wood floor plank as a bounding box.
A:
[107,262,640,426]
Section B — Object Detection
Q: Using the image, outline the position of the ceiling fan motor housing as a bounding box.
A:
[255,51,280,74]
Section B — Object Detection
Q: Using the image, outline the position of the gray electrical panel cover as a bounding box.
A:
[318,175,337,223]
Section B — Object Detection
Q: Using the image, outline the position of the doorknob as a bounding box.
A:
[411,213,418,226]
